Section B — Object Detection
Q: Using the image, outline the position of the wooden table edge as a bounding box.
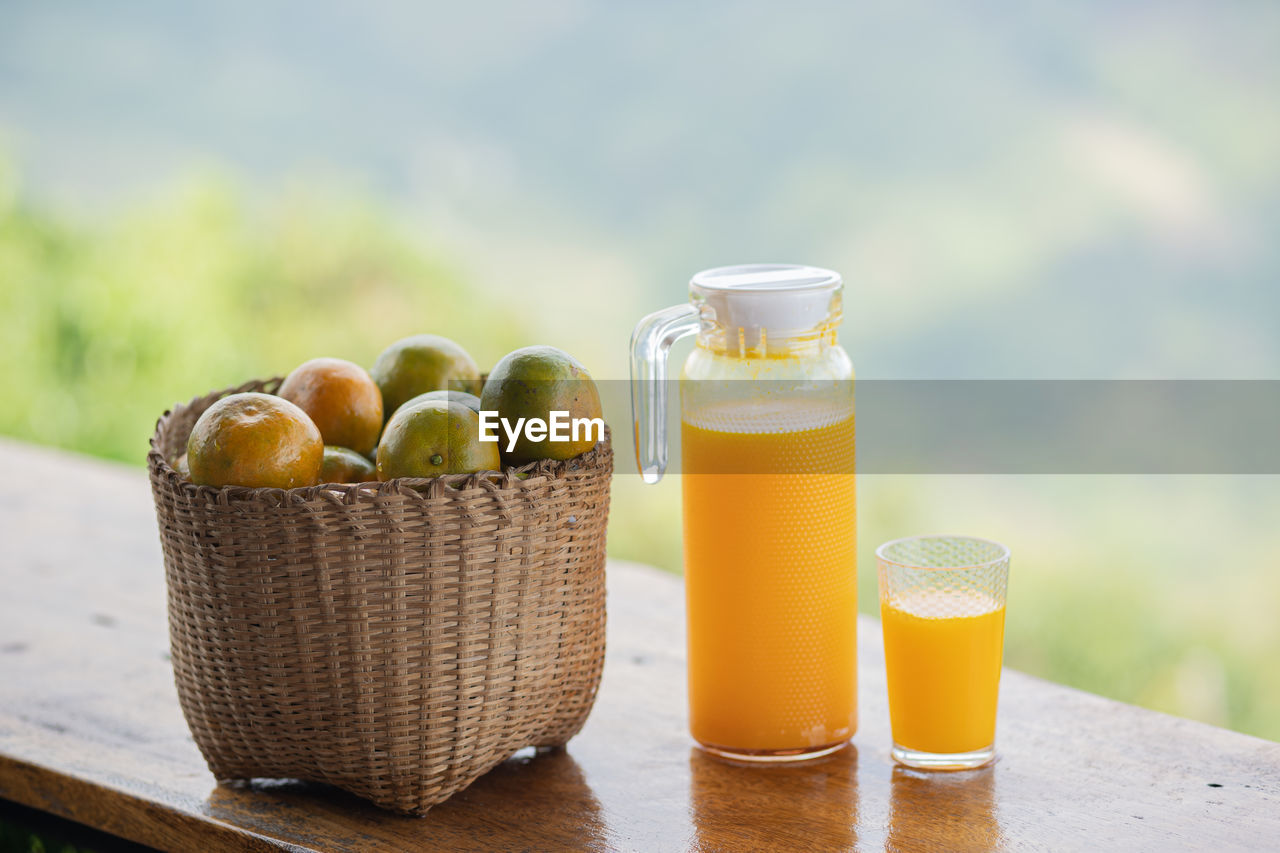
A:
[0,752,311,853]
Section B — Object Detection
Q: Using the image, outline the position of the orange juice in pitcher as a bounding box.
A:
[631,265,856,760]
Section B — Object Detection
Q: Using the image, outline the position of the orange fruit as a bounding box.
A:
[376,400,499,479]
[173,452,190,480]
[187,392,323,489]
[278,357,383,457]
[480,345,603,464]
[399,389,482,415]
[370,334,482,419]
[320,445,377,483]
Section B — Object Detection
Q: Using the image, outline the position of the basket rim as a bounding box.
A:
[148,375,612,504]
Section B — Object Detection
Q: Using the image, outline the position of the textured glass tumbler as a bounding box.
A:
[878,535,1010,770]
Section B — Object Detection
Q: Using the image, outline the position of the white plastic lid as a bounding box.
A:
[690,264,842,341]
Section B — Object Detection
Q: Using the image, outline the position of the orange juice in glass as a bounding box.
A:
[631,265,856,761]
[877,535,1010,769]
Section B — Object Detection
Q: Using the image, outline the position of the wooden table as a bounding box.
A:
[1,437,1277,852]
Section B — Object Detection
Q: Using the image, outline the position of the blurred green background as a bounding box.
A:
[1,0,1277,745]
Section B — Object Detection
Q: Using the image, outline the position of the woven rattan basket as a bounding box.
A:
[146,377,611,815]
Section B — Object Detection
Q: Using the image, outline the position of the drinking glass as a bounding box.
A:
[877,535,1010,770]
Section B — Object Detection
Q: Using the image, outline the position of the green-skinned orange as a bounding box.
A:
[376,400,499,479]
[320,445,377,483]
[399,389,483,415]
[480,345,603,465]
[370,334,482,420]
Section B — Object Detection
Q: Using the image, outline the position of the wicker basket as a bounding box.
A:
[146,378,611,815]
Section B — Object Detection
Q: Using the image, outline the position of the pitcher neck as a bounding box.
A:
[696,320,841,359]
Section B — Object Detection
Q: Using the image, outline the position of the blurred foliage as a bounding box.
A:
[0,159,1275,745]
[0,158,526,464]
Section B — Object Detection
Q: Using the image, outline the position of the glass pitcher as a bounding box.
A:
[630,264,857,761]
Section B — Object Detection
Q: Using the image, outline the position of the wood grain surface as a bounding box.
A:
[1,437,1277,852]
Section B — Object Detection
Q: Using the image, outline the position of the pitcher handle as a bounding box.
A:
[630,303,700,484]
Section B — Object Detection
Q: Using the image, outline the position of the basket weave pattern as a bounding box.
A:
[147,378,611,815]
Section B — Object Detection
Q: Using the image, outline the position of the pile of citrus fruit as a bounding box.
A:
[174,334,603,488]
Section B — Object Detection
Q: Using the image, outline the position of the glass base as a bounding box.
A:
[697,739,849,764]
[891,742,995,770]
